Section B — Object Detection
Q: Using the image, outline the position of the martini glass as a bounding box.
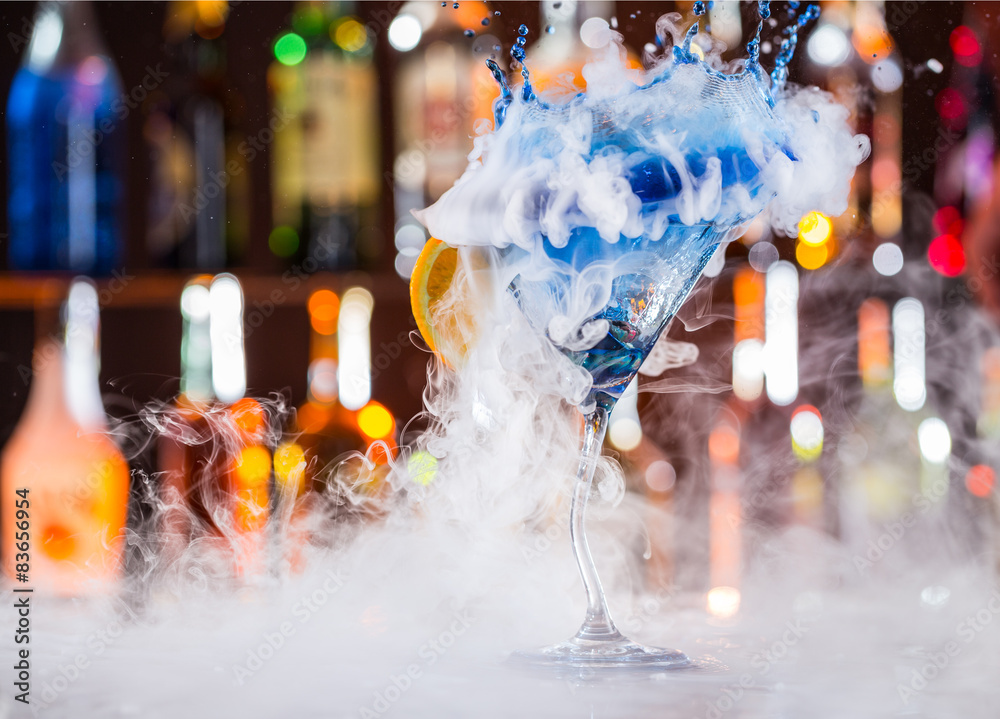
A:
[506,220,737,669]
[429,60,786,668]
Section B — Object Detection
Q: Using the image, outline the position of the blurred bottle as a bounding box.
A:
[1,280,130,593]
[268,1,380,271]
[526,1,639,95]
[839,297,939,569]
[288,288,395,513]
[158,275,270,572]
[144,1,250,270]
[6,1,125,274]
[389,1,499,278]
[526,0,591,93]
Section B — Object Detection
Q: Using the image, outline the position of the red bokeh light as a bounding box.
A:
[935,88,967,121]
[928,234,966,277]
[950,26,982,67]
[792,404,822,421]
[933,206,963,236]
[966,465,995,498]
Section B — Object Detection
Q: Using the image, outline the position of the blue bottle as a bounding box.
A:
[6,1,124,274]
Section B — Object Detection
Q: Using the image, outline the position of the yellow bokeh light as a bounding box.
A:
[234,445,271,488]
[334,18,368,53]
[798,211,832,247]
[408,451,437,486]
[234,445,270,532]
[274,442,307,495]
[358,402,394,440]
[308,290,340,336]
[796,240,829,270]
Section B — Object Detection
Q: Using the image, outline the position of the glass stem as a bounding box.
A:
[570,406,623,643]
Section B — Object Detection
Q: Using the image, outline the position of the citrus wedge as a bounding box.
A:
[409,237,483,367]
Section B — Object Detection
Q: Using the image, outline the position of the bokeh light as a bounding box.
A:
[408,451,438,486]
[935,88,967,123]
[966,465,995,498]
[872,242,904,276]
[334,18,368,52]
[358,401,395,441]
[918,418,952,465]
[796,240,830,270]
[644,460,677,493]
[308,290,340,335]
[928,235,965,277]
[807,23,851,66]
[268,226,300,258]
[791,405,824,462]
[798,212,833,247]
[274,33,307,66]
[230,397,266,438]
[707,586,741,618]
[388,14,422,52]
[709,424,740,465]
[274,442,307,495]
[950,26,982,67]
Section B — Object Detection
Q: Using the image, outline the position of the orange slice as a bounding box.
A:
[409,237,483,367]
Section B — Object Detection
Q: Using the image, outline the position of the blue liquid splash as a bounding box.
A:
[461,2,826,409]
[493,0,819,130]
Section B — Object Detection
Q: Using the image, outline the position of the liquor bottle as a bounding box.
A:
[390,1,498,277]
[145,1,250,269]
[839,297,934,573]
[268,1,381,270]
[157,275,214,558]
[525,1,635,96]
[6,1,125,274]
[526,0,590,93]
[1,279,130,593]
[291,288,396,505]
[158,275,270,573]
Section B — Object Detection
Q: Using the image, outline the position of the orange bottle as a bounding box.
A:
[1,279,129,594]
[292,288,396,507]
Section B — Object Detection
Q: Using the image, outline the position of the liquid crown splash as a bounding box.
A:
[418,3,867,409]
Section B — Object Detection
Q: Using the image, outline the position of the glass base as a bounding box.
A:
[511,632,690,670]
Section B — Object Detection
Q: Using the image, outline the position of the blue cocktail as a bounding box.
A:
[417,0,864,669]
